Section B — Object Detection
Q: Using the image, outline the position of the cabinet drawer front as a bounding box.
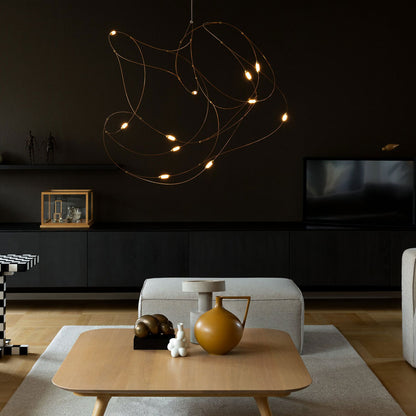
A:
[87,231,188,287]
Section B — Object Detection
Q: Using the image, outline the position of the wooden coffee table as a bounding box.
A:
[52,328,311,416]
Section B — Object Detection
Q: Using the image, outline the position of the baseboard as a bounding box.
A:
[6,291,400,301]
[7,292,140,300]
[303,291,401,299]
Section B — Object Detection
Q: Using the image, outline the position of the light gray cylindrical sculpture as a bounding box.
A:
[182,280,226,344]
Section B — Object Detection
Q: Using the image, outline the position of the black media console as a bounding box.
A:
[1,222,414,292]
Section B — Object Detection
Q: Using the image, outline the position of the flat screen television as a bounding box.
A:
[303,159,415,226]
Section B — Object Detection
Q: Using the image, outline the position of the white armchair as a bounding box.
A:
[402,248,416,367]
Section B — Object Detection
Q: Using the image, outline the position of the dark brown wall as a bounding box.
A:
[0,0,414,222]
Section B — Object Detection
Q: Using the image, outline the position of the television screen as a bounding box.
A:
[304,159,415,226]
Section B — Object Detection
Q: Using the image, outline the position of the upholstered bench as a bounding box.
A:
[138,277,304,352]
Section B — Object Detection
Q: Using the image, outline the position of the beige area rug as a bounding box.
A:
[0,325,406,416]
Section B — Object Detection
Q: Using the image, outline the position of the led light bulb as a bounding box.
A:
[120,122,128,129]
[245,71,252,80]
[166,135,176,141]
[171,146,181,152]
[248,99,257,104]
[205,160,214,169]
[159,174,170,180]
[282,112,288,122]
[192,90,198,95]
[110,30,117,36]
[255,62,261,72]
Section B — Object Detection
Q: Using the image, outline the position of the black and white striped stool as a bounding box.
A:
[0,254,39,358]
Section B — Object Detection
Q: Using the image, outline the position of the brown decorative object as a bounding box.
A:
[137,315,160,335]
[152,314,169,324]
[194,296,251,355]
[134,322,149,338]
[381,143,400,151]
[133,313,174,350]
[159,322,174,335]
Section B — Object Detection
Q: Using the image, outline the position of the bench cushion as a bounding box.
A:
[139,277,304,352]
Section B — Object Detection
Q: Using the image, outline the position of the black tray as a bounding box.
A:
[133,334,172,350]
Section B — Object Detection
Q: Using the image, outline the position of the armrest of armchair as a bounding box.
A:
[402,248,416,367]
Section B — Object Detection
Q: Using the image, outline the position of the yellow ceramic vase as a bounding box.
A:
[194,295,251,355]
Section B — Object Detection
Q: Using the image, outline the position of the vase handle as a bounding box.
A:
[218,296,251,327]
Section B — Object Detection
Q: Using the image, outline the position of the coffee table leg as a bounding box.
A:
[92,395,111,416]
[255,396,272,416]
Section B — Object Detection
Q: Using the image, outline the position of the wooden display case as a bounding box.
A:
[41,189,93,228]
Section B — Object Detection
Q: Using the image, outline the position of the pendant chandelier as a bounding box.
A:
[103,0,288,185]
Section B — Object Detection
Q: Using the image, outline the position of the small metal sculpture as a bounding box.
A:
[133,313,175,350]
[53,200,63,223]
[25,130,37,164]
[134,314,174,337]
[66,206,75,223]
[73,208,82,223]
[44,132,56,164]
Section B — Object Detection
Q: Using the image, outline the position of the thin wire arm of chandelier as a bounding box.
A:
[103,53,285,182]
[108,25,272,141]
[107,30,212,152]
[107,30,264,148]
[110,36,146,134]
[202,22,276,103]
[110,22,274,108]
[102,130,214,185]
[103,95,211,157]
[103,97,223,184]
[103,0,288,185]
[105,40,217,157]
[102,104,222,184]
[221,87,289,155]
[178,21,272,107]
[175,23,198,95]
[103,64,223,177]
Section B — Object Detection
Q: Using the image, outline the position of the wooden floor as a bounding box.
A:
[0,298,415,415]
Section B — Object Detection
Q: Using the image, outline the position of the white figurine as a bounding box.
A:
[167,323,188,357]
